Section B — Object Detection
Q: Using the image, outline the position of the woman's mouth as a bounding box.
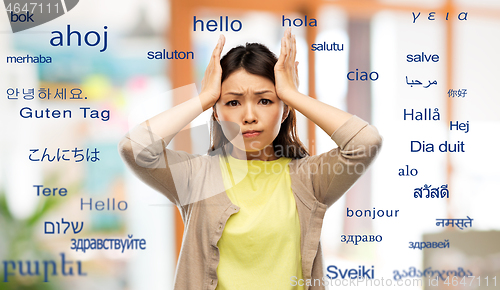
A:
[242,131,261,138]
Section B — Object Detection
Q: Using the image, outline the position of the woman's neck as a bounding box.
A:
[229,144,278,161]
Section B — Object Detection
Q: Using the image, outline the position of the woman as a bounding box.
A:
[119,28,382,290]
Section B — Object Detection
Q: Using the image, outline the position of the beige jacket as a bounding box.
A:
[118,115,382,290]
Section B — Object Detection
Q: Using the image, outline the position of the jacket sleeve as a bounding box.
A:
[294,115,383,208]
[118,121,216,207]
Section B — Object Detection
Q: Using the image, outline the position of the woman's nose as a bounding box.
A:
[243,103,257,124]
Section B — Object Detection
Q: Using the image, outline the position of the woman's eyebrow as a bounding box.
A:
[222,90,274,96]
[254,90,274,95]
[223,92,244,96]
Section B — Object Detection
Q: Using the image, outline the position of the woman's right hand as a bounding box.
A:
[200,35,225,111]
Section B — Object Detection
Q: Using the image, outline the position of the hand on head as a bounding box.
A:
[274,27,300,101]
[201,35,226,110]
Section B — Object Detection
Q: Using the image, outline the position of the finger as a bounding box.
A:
[291,34,297,62]
[202,37,221,91]
[285,31,290,63]
[287,28,292,55]
[221,34,226,48]
[276,36,286,67]
[281,35,287,57]
[217,35,225,60]
[203,63,213,82]
[206,56,214,76]
[207,38,220,70]
[215,35,226,73]
[295,61,299,87]
[213,37,221,57]
[286,33,294,69]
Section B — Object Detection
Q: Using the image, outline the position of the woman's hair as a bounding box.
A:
[207,42,310,159]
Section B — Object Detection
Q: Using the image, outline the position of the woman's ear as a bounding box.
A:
[281,105,290,123]
[213,105,220,123]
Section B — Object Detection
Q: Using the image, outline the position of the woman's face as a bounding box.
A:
[214,69,288,157]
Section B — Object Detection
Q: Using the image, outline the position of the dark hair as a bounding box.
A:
[208,43,309,159]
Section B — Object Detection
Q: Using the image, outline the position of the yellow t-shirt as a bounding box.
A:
[216,153,304,289]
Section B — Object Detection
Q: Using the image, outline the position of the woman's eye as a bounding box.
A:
[225,99,272,106]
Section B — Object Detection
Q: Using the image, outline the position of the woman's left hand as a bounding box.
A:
[274,28,299,102]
